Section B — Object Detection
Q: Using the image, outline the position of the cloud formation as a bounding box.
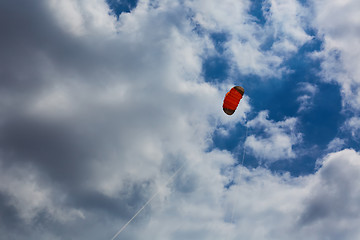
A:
[300,149,360,239]
[0,0,360,239]
[297,82,318,112]
[310,0,360,111]
[245,111,302,163]
[188,0,312,78]
[110,149,360,240]
[345,117,360,140]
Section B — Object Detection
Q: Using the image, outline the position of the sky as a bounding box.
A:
[1,0,360,239]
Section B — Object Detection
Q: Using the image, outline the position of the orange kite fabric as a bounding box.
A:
[223,86,244,115]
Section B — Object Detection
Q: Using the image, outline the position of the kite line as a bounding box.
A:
[111,164,185,240]
[241,123,248,166]
[229,123,248,224]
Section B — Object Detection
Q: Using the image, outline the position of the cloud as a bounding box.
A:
[326,137,346,152]
[48,0,117,36]
[297,82,318,112]
[0,0,239,238]
[344,117,360,140]
[112,148,360,240]
[310,0,360,111]
[299,149,360,239]
[244,111,302,163]
[187,0,311,78]
[0,160,84,223]
[0,0,215,236]
[1,0,360,239]
[263,0,312,53]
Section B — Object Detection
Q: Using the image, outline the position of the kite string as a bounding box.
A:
[229,123,248,224]
[241,124,248,166]
[111,164,185,240]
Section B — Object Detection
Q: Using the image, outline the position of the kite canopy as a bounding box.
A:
[223,86,244,115]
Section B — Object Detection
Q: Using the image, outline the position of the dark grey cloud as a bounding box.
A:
[301,152,360,224]
[0,192,22,232]
[0,0,62,89]
[0,0,162,237]
[298,149,360,239]
[0,116,91,183]
[0,0,206,238]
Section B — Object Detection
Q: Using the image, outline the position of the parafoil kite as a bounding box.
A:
[223,86,244,115]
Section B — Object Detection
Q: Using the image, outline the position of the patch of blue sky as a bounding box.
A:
[299,83,343,145]
[189,14,206,37]
[259,35,276,51]
[346,136,360,151]
[248,0,267,26]
[202,56,230,83]
[249,77,345,176]
[106,0,138,17]
[208,31,350,176]
[211,124,248,153]
[261,38,323,121]
[202,32,230,83]
[282,38,345,149]
[210,32,229,54]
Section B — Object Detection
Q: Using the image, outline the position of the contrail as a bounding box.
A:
[111,164,185,240]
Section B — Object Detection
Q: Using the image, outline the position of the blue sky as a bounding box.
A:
[197,1,354,176]
[1,0,360,239]
[107,0,138,16]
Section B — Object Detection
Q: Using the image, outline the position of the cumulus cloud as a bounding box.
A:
[244,111,302,163]
[0,0,216,236]
[0,0,240,238]
[1,0,360,239]
[310,0,360,111]
[187,0,311,78]
[263,0,312,53]
[114,149,360,240]
[300,149,360,239]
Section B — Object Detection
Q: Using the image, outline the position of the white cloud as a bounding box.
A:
[244,111,302,163]
[48,0,117,36]
[187,0,311,78]
[297,82,318,112]
[0,1,241,238]
[0,159,84,223]
[115,149,360,240]
[310,0,360,111]
[264,0,312,51]
[1,0,360,239]
[301,149,360,239]
[344,116,360,139]
[326,137,346,152]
